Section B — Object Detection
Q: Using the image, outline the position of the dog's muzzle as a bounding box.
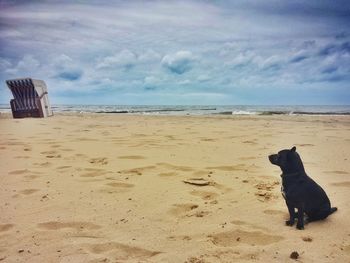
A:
[269,154,278,165]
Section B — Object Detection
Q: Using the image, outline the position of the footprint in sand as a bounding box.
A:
[80,168,108,178]
[105,182,134,188]
[14,155,30,159]
[56,165,72,170]
[73,153,88,159]
[296,143,314,147]
[185,256,207,263]
[302,236,313,242]
[168,203,199,217]
[157,163,194,172]
[167,235,192,241]
[76,137,99,142]
[183,178,214,186]
[158,172,178,177]
[46,154,61,158]
[37,221,101,231]
[118,155,146,160]
[254,182,280,191]
[0,224,15,232]
[342,245,350,255]
[24,174,41,180]
[7,140,25,146]
[19,189,39,195]
[99,188,130,194]
[41,150,62,158]
[242,140,258,145]
[239,156,258,160]
[254,181,280,202]
[255,191,278,202]
[164,135,177,140]
[326,171,349,175]
[192,170,213,177]
[231,220,268,231]
[60,148,74,152]
[187,210,211,218]
[119,166,156,176]
[89,157,108,165]
[50,144,61,148]
[80,179,104,183]
[8,169,29,175]
[205,164,247,172]
[85,242,161,261]
[331,181,350,187]
[190,190,219,201]
[209,229,283,247]
[263,209,286,216]
[200,138,217,142]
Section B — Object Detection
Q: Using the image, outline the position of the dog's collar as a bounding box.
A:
[280,172,300,178]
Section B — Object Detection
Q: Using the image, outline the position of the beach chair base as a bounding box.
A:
[10,99,44,118]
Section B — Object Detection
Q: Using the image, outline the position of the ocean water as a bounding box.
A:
[1,104,350,116]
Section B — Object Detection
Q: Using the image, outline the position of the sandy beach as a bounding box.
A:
[0,113,349,262]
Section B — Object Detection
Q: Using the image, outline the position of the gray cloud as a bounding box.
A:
[55,70,82,81]
[318,42,350,57]
[289,54,308,64]
[161,51,196,74]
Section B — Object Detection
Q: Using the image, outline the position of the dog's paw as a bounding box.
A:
[285,220,294,226]
[296,224,304,230]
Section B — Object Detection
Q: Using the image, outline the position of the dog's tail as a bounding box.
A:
[329,207,338,215]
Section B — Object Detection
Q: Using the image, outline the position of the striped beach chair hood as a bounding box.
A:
[6,78,53,118]
[6,78,39,111]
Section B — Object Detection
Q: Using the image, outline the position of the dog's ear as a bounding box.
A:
[291,146,296,152]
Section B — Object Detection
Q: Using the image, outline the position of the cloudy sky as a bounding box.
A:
[0,0,349,105]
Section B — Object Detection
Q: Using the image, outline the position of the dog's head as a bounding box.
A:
[269,146,305,174]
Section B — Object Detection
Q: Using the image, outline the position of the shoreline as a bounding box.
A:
[2,104,350,117]
[2,111,350,119]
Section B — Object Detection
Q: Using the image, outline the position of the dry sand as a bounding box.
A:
[0,113,349,262]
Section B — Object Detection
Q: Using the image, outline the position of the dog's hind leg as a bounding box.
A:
[308,207,337,222]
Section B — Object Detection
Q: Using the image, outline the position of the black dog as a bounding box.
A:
[269,146,337,230]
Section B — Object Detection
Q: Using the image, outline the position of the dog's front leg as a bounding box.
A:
[296,204,305,230]
[285,201,296,226]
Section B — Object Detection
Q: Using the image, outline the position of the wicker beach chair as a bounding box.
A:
[6,78,53,118]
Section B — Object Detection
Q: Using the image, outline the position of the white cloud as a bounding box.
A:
[144,76,160,84]
[197,74,211,82]
[161,51,196,74]
[5,55,40,75]
[225,50,258,68]
[178,79,191,85]
[258,55,283,70]
[0,58,12,71]
[138,50,162,63]
[97,49,137,69]
[52,54,74,68]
